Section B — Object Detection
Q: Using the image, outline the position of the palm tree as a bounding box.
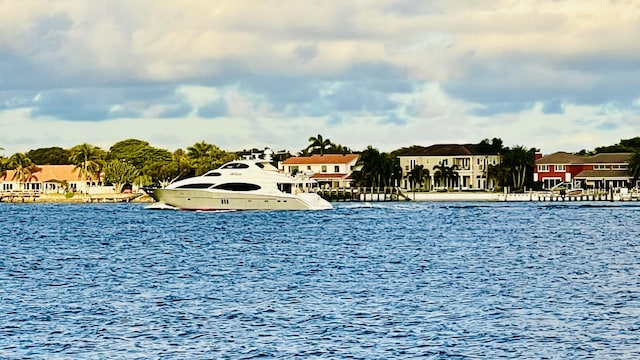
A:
[629,151,640,187]
[421,168,431,190]
[450,165,459,189]
[186,141,235,176]
[69,143,106,193]
[8,153,33,190]
[407,165,426,190]
[356,146,382,188]
[486,163,504,190]
[170,148,194,182]
[433,163,460,189]
[501,145,535,191]
[0,156,8,181]
[388,155,404,187]
[307,134,332,155]
[328,143,352,155]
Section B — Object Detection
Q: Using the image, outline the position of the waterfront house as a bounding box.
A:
[0,165,108,194]
[396,144,501,190]
[534,152,634,189]
[280,154,359,188]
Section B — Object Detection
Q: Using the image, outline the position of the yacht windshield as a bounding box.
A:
[220,163,250,169]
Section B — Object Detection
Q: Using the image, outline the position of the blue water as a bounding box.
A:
[1,202,639,359]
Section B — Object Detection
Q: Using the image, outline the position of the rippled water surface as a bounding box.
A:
[1,201,639,359]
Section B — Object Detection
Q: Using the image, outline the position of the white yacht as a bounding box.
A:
[146,158,333,211]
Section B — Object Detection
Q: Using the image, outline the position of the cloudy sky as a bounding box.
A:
[1,0,639,156]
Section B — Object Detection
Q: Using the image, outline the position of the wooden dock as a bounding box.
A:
[319,187,410,202]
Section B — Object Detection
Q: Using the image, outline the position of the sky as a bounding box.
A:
[1,0,640,156]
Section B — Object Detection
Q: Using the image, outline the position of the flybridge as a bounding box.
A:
[241,148,274,162]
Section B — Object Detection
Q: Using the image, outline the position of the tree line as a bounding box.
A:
[1,135,640,193]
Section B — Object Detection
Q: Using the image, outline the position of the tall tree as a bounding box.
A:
[307,134,332,155]
[477,138,504,155]
[8,153,35,189]
[629,151,640,185]
[69,143,106,191]
[0,156,8,180]
[356,146,382,187]
[352,146,401,188]
[327,143,353,155]
[186,141,235,176]
[433,163,459,189]
[407,164,427,190]
[144,149,194,187]
[26,147,71,165]
[501,145,535,191]
[594,137,640,154]
[103,160,140,193]
[108,139,171,170]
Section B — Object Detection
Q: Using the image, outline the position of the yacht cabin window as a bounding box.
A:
[213,182,261,191]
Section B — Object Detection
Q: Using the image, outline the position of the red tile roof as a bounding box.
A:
[283,154,359,165]
[2,165,82,182]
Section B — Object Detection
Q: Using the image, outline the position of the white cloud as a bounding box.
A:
[0,0,639,156]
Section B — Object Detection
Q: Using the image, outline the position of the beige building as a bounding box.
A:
[281,154,359,188]
[397,144,501,190]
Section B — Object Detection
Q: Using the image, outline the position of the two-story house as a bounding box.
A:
[534,152,633,189]
[280,154,359,188]
[396,144,501,190]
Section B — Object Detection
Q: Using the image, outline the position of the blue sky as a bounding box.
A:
[1,0,639,156]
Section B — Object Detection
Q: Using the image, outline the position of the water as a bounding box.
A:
[1,202,639,359]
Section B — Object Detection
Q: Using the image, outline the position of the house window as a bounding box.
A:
[543,178,562,190]
[555,165,565,172]
[321,165,327,173]
[307,165,311,170]
[334,165,340,173]
[409,159,416,169]
[538,165,549,172]
[613,164,628,170]
[594,165,609,170]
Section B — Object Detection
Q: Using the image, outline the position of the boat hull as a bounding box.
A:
[150,189,332,211]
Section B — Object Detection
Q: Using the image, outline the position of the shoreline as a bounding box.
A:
[0,193,154,203]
